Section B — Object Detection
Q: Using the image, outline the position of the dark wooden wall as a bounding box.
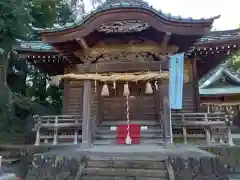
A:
[61,59,199,120]
[100,82,157,121]
[63,80,83,117]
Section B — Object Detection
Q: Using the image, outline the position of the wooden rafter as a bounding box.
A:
[76,38,89,50]
[161,32,171,54]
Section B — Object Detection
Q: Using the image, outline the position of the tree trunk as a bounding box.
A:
[0,52,11,107]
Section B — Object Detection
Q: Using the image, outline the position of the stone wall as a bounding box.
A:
[11,146,240,179]
[25,153,86,180]
[167,156,231,180]
[201,146,240,172]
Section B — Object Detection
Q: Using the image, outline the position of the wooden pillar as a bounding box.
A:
[62,80,70,114]
[163,96,172,144]
[33,115,41,146]
[192,59,200,111]
[154,88,161,122]
[81,80,92,148]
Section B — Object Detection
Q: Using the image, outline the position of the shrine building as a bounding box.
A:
[15,0,240,146]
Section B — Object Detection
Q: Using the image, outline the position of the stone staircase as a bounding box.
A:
[81,158,170,180]
[0,147,23,178]
[94,120,164,145]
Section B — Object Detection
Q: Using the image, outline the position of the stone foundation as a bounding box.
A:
[167,156,231,180]
[25,154,86,180]
[24,146,232,180]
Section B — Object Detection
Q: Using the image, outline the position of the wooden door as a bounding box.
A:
[100,82,157,121]
[102,97,125,121]
[128,96,156,121]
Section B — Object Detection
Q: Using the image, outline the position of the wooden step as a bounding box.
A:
[100,120,161,126]
[227,173,240,180]
[96,133,163,139]
[97,125,162,131]
[96,128,163,134]
[93,139,164,145]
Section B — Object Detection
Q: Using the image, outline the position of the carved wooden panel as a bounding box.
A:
[97,20,150,33]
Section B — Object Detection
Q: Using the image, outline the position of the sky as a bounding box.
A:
[147,0,240,30]
[83,0,240,31]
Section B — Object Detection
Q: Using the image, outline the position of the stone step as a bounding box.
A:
[81,175,169,180]
[227,173,240,180]
[87,160,166,169]
[93,139,164,145]
[2,158,20,165]
[100,120,161,126]
[83,167,168,177]
[96,133,163,139]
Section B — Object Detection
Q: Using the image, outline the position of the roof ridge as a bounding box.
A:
[199,62,240,89]
[32,1,219,33]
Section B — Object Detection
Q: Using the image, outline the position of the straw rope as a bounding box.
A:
[50,71,189,86]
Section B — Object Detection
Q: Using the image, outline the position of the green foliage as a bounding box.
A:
[0,0,71,143]
[228,51,240,71]
[30,0,73,28]
[0,0,32,49]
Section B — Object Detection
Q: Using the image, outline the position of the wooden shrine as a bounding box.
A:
[15,0,240,146]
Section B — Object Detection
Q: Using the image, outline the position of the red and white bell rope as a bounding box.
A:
[125,95,131,144]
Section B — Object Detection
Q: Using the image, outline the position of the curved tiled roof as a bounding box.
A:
[198,63,240,95]
[15,29,240,52]
[14,39,55,52]
[199,63,240,89]
[198,29,240,43]
[34,0,219,33]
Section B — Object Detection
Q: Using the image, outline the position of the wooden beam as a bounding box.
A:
[77,38,89,50]
[161,32,171,54]
[192,59,200,111]
[74,43,179,58]
[83,61,169,73]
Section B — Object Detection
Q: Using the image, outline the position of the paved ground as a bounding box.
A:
[43,144,215,160]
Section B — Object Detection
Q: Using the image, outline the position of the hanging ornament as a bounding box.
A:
[101,82,109,96]
[123,82,130,96]
[154,81,159,90]
[145,81,153,94]
[94,80,97,93]
[113,81,116,89]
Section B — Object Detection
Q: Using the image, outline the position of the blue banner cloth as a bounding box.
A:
[169,53,184,109]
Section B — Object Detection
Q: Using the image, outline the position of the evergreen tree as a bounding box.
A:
[0,0,72,141]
